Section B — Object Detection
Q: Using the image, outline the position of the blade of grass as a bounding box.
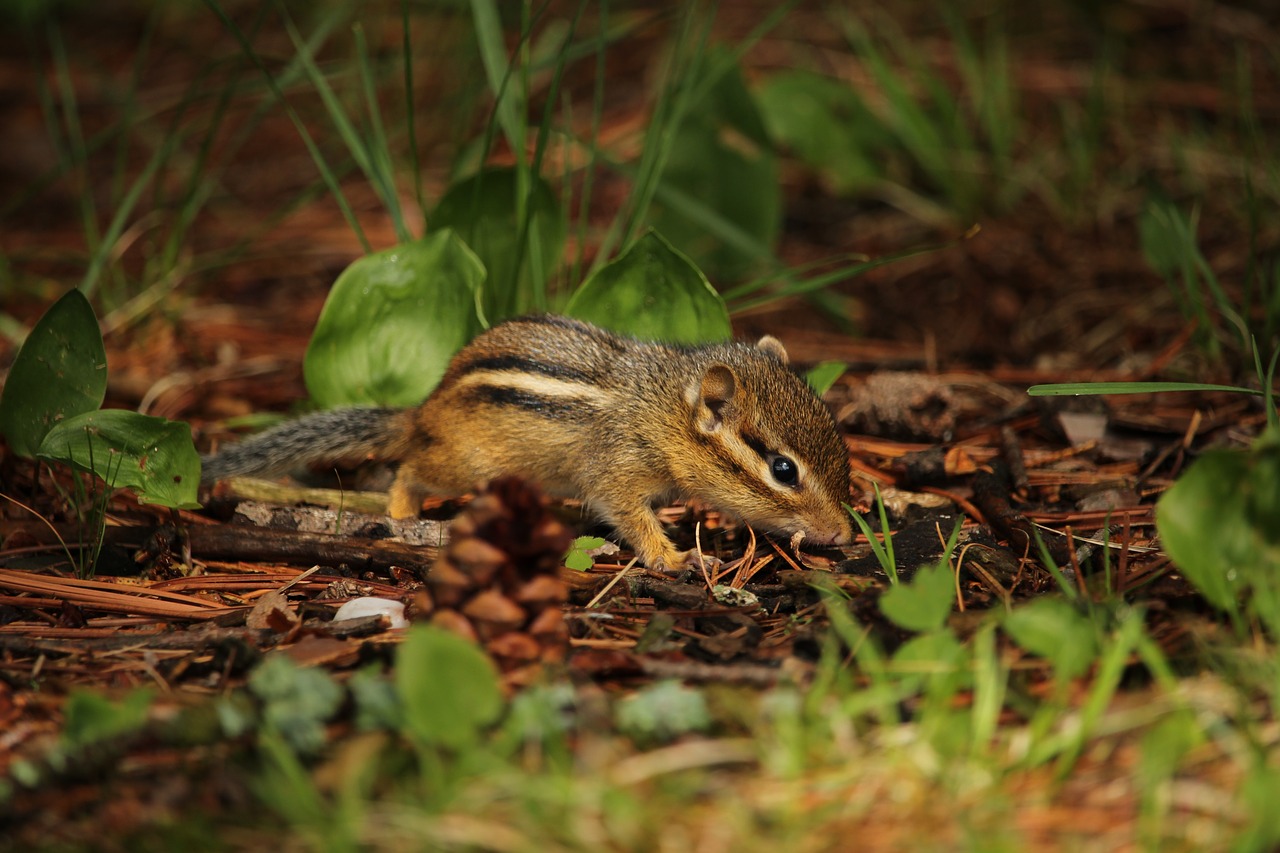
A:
[158,52,244,277]
[569,2,608,289]
[969,623,1007,758]
[113,7,160,258]
[845,483,897,583]
[1052,610,1145,779]
[727,241,957,313]
[79,120,185,298]
[521,0,588,311]
[1028,381,1265,397]
[1031,528,1079,600]
[470,0,527,169]
[354,22,410,243]
[280,9,405,244]
[204,0,371,253]
[838,10,978,218]
[401,0,425,222]
[45,22,101,282]
[601,1,797,273]
[592,3,710,274]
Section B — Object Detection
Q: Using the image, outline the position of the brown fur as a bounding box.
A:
[203,315,853,567]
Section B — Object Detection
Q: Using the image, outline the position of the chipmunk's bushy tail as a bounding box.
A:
[200,407,412,484]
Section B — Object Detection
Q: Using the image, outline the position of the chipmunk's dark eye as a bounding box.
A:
[769,454,798,486]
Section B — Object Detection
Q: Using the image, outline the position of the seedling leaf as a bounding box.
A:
[878,561,954,633]
[1003,597,1098,681]
[39,410,201,509]
[396,625,503,749]
[304,231,485,409]
[0,289,106,457]
[564,535,606,571]
[566,229,731,343]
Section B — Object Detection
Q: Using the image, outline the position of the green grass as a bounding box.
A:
[199,607,1271,850]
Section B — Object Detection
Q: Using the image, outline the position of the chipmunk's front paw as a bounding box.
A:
[656,548,722,577]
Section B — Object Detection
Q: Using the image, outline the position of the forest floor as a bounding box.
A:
[0,2,1277,850]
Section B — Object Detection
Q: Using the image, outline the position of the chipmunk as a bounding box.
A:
[201,315,853,568]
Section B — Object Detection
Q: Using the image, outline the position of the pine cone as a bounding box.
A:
[423,476,573,682]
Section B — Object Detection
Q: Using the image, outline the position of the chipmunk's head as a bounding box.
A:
[674,335,853,551]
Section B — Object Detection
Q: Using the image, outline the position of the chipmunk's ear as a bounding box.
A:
[690,363,738,433]
[755,335,789,364]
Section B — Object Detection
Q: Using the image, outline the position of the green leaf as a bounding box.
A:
[395,625,504,749]
[1028,381,1261,397]
[304,231,485,409]
[756,70,892,195]
[1139,197,1196,283]
[650,49,779,279]
[1138,710,1201,792]
[1003,597,1098,680]
[38,410,201,509]
[430,167,564,319]
[878,561,954,633]
[564,535,606,572]
[248,655,345,756]
[1157,440,1280,611]
[0,289,106,457]
[349,665,402,732]
[61,688,154,748]
[614,680,711,743]
[890,630,968,698]
[806,361,846,396]
[565,230,731,343]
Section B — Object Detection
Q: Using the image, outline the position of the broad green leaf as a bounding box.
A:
[304,231,485,408]
[0,289,106,457]
[431,167,564,320]
[650,51,779,280]
[1157,438,1280,610]
[38,410,201,509]
[806,361,846,396]
[756,70,893,195]
[396,625,504,749]
[878,560,954,633]
[1003,597,1098,680]
[565,230,731,343]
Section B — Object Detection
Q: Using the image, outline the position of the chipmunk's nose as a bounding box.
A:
[809,521,852,547]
